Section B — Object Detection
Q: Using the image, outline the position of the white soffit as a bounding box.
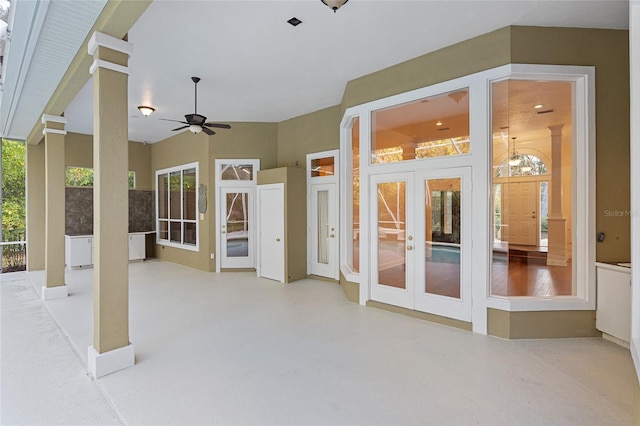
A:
[0,0,107,140]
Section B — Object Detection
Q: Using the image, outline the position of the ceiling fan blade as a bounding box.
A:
[172,125,189,131]
[202,127,215,136]
[204,122,231,129]
[160,118,189,125]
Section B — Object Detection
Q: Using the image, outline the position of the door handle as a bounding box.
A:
[221,231,226,234]
[276,238,281,242]
[330,234,335,238]
[407,245,413,251]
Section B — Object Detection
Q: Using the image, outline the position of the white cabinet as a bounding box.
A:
[66,233,147,267]
[596,262,632,342]
[128,233,146,261]
[65,235,93,268]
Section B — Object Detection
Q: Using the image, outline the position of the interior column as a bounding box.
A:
[41,115,68,300]
[87,32,134,378]
[547,124,568,266]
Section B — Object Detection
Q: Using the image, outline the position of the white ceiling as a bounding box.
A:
[28,1,636,143]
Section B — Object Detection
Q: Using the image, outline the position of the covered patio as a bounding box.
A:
[1,261,634,425]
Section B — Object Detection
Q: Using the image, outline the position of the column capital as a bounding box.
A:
[41,114,67,125]
[548,124,565,136]
[88,32,133,76]
[42,114,67,135]
[88,32,133,57]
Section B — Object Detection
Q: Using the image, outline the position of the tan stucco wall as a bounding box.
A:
[26,143,45,271]
[65,132,152,189]
[151,122,279,272]
[151,130,212,271]
[509,26,630,263]
[277,105,341,168]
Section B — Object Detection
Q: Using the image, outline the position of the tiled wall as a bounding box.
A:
[65,188,155,235]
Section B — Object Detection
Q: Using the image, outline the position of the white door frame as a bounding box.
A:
[306,149,339,280]
[215,159,260,272]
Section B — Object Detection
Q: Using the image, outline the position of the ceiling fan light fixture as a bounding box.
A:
[189,124,202,134]
[321,0,348,12]
[137,105,155,117]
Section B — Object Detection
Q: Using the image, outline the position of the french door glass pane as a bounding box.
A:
[377,181,406,289]
[226,192,249,257]
[352,117,360,272]
[425,178,461,299]
[317,190,329,264]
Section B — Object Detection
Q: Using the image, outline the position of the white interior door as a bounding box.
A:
[309,183,338,279]
[257,184,285,282]
[220,188,255,268]
[507,181,539,246]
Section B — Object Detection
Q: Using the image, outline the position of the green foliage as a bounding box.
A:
[2,139,26,271]
[66,167,94,187]
[2,139,26,236]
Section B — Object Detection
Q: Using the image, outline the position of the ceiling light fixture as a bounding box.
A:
[137,105,155,117]
[189,124,202,134]
[534,104,543,109]
[436,120,443,126]
[321,0,348,12]
[508,137,522,166]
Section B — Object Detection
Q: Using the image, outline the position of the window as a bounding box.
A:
[66,166,136,189]
[371,89,470,165]
[156,162,198,251]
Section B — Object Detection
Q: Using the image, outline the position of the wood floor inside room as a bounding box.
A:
[491,251,572,297]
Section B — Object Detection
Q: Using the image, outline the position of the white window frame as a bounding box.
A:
[339,64,596,334]
[155,161,199,252]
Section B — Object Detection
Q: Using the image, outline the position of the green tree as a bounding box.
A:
[1,139,27,271]
[1,139,26,238]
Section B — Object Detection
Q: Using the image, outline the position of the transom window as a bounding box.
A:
[156,162,198,251]
[371,89,470,165]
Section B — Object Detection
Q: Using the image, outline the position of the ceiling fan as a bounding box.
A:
[161,76,231,136]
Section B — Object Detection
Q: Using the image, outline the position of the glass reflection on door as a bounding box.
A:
[317,190,329,264]
[425,178,461,299]
[225,192,249,257]
[377,181,406,289]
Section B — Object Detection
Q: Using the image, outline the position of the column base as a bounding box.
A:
[88,343,135,378]
[41,285,68,301]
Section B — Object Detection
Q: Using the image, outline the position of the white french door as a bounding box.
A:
[309,183,338,279]
[220,188,255,268]
[370,167,472,322]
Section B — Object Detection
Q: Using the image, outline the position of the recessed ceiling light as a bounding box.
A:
[534,104,543,109]
[287,17,302,26]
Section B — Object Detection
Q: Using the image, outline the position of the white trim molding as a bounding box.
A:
[41,114,67,125]
[87,343,135,378]
[89,59,129,76]
[42,128,67,136]
[88,32,133,57]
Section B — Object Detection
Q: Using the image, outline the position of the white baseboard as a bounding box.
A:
[41,285,68,301]
[88,343,135,378]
